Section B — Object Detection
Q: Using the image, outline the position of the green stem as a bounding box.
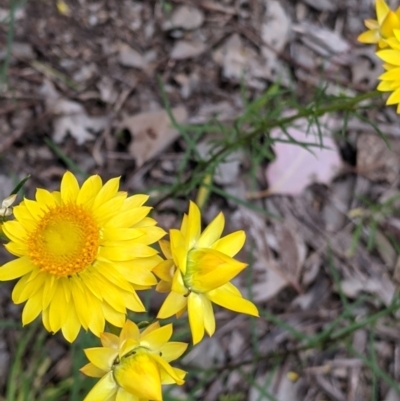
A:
[154,90,381,207]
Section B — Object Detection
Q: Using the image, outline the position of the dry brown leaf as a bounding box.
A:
[162,5,204,31]
[232,208,305,302]
[122,107,187,167]
[249,365,303,401]
[357,133,400,183]
[118,43,145,69]
[42,80,108,145]
[170,41,206,60]
[275,223,307,291]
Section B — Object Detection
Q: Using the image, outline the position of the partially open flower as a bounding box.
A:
[376,29,400,112]
[155,201,258,345]
[0,194,17,217]
[81,319,187,401]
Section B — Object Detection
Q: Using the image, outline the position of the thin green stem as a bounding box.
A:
[153,90,381,207]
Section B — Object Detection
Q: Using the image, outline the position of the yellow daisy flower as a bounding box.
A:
[376,29,400,112]
[0,172,165,342]
[155,202,258,345]
[81,319,187,401]
[357,0,400,48]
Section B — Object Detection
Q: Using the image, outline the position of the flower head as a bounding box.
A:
[81,319,187,401]
[0,172,165,342]
[154,202,258,344]
[358,0,400,48]
[376,29,400,112]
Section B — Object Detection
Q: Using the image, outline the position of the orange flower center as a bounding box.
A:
[27,204,100,277]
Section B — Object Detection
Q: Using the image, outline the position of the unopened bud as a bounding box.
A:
[2,194,17,209]
[0,194,17,217]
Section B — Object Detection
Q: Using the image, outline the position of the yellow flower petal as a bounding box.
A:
[365,19,379,29]
[161,367,187,385]
[62,305,81,342]
[12,207,36,231]
[93,177,120,210]
[120,290,145,312]
[12,274,32,303]
[376,0,390,25]
[150,353,186,385]
[170,229,187,273]
[80,363,107,378]
[35,188,58,209]
[379,66,400,80]
[157,291,188,319]
[387,86,400,104]
[107,207,152,228]
[187,292,205,344]
[48,281,68,332]
[140,324,172,350]
[377,49,400,65]
[84,348,119,372]
[120,320,140,344]
[102,227,143,241]
[4,241,27,257]
[211,230,246,257]
[116,387,139,401]
[202,296,215,336]
[100,332,120,349]
[0,257,34,281]
[98,243,158,261]
[21,198,44,220]
[159,239,172,259]
[60,171,80,203]
[140,321,160,336]
[93,195,127,225]
[357,29,380,43]
[41,274,57,310]
[121,194,149,210]
[207,284,259,317]
[83,371,118,401]
[196,212,224,248]
[159,342,188,362]
[384,36,400,50]
[101,302,127,328]
[189,248,248,292]
[381,10,400,37]
[114,352,162,401]
[171,267,188,295]
[378,80,395,91]
[21,290,42,325]
[2,221,28,245]
[153,259,175,283]
[76,175,102,207]
[186,202,201,249]
[119,338,140,358]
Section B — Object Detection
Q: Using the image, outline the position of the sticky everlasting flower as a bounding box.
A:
[81,319,187,401]
[155,202,258,345]
[376,29,400,112]
[0,172,165,342]
[358,0,400,48]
